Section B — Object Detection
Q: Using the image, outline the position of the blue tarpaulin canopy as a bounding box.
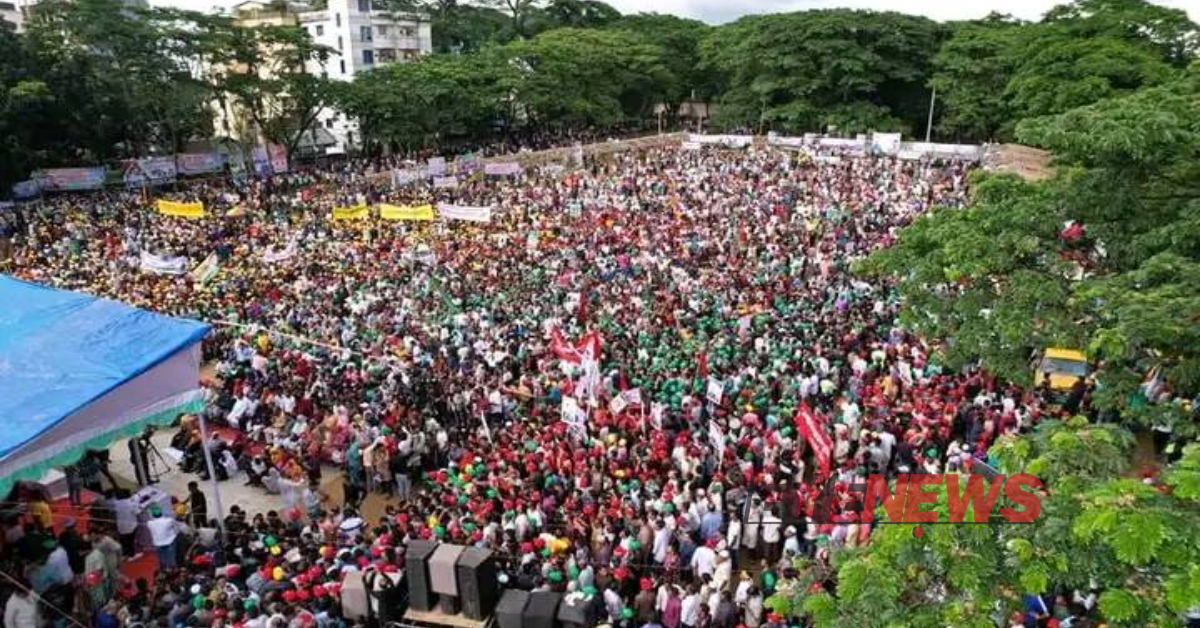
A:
[0,275,210,495]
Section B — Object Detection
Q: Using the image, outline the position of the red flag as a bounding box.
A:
[576,286,589,326]
[551,328,602,365]
[698,350,709,380]
[795,404,833,478]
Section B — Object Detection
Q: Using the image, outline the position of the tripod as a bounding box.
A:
[143,439,171,484]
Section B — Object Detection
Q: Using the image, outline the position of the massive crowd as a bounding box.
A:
[1,140,1097,628]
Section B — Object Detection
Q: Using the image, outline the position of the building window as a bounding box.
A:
[337,36,343,51]
[377,48,396,62]
[360,25,372,42]
[362,49,374,65]
[315,24,323,36]
[348,131,354,146]
[376,25,387,36]
[357,0,369,12]
[335,12,340,27]
[340,59,346,74]
[326,118,334,129]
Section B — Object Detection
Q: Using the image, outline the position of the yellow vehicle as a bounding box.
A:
[1034,348,1090,391]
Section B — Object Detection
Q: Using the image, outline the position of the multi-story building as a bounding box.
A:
[0,0,23,31]
[222,0,430,154]
[297,0,432,151]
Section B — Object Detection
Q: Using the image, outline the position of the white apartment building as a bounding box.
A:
[0,0,23,31]
[298,0,432,151]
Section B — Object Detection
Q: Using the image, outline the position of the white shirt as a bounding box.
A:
[761,512,782,544]
[690,545,716,578]
[681,594,700,626]
[148,516,180,547]
[113,498,139,534]
[4,594,39,628]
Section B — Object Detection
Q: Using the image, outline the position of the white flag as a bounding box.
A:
[649,402,665,430]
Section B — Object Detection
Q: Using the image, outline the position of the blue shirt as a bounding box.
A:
[700,511,723,541]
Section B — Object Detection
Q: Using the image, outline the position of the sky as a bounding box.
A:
[151,0,1200,25]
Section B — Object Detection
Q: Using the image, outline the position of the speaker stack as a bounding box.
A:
[456,547,499,620]
[404,539,439,612]
[524,591,563,628]
[429,543,466,614]
[496,589,530,628]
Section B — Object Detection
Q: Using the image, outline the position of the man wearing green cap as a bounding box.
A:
[147,504,180,572]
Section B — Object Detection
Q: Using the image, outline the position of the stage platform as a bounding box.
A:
[400,608,492,628]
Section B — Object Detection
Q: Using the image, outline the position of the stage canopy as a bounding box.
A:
[0,276,210,496]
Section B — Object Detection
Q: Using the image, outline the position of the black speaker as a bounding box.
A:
[438,594,460,615]
[496,589,529,628]
[556,594,590,628]
[405,539,438,612]
[366,570,406,624]
[524,591,562,628]
[456,547,498,620]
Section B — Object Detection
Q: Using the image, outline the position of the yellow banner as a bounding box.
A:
[379,203,435,221]
[157,199,206,218]
[332,204,369,221]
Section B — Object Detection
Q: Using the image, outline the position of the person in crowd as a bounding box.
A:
[4,138,1116,628]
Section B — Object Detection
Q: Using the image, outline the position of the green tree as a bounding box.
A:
[500,27,676,130]
[698,10,945,135]
[862,68,1200,430]
[608,13,710,104]
[339,52,508,150]
[930,15,1025,142]
[794,419,1200,628]
[222,24,337,166]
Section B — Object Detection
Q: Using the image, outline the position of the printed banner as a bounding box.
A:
[139,251,189,275]
[437,203,492,223]
[124,157,177,188]
[392,168,422,187]
[871,132,902,155]
[688,134,753,148]
[35,168,107,192]
[228,151,248,178]
[176,152,225,175]
[766,134,807,148]
[432,176,458,189]
[268,144,289,174]
[426,157,446,177]
[11,180,41,199]
[379,203,435,221]
[156,199,206,219]
[251,145,272,177]
[332,204,369,221]
[190,253,220,285]
[681,141,702,150]
[484,162,523,177]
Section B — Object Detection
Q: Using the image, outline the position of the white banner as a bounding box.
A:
[427,157,446,177]
[432,176,458,189]
[124,157,177,188]
[139,251,189,275]
[392,168,422,187]
[688,134,753,148]
[871,132,902,155]
[484,162,523,176]
[681,141,702,150]
[437,203,492,223]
